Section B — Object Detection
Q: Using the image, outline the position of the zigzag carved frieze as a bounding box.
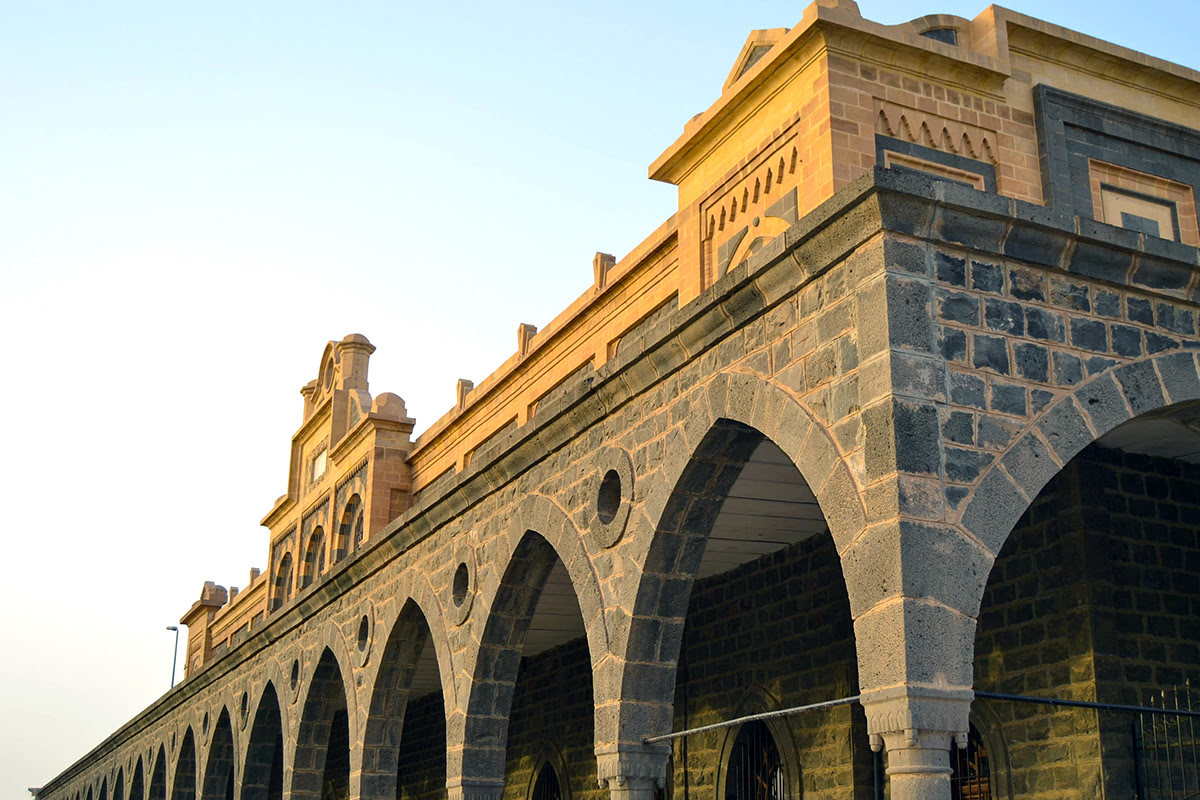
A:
[875,99,998,164]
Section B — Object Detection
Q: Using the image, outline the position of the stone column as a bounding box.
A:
[860,686,972,800]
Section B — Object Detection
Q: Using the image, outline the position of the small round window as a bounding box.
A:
[322,358,335,391]
[452,563,470,608]
[597,470,621,525]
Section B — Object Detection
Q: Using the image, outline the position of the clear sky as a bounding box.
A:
[3,0,1197,793]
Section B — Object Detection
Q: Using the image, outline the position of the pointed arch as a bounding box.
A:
[301,528,326,589]
[608,371,867,759]
[360,570,457,800]
[148,746,167,800]
[961,351,1200,567]
[129,758,144,800]
[201,709,236,800]
[271,554,293,611]
[172,729,197,800]
[291,647,356,800]
[335,495,364,561]
[714,687,803,800]
[242,682,284,800]
[451,494,605,797]
[114,768,125,800]
[99,776,108,800]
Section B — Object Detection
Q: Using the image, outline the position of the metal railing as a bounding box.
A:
[648,687,1200,800]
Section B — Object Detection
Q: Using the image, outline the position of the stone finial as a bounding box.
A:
[199,581,228,608]
[517,323,538,358]
[456,379,474,409]
[300,379,320,419]
[593,252,616,293]
[337,333,375,392]
[249,567,261,584]
[372,392,409,419]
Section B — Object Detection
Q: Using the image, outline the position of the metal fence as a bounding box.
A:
[1136,683,1200,800]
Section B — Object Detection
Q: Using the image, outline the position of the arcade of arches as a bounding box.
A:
[33,1,1200,798]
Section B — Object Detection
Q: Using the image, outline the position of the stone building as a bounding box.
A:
[33,1,1200,798]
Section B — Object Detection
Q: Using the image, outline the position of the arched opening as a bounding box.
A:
[530,762,565,800]
[173,729,197,800]
[335,496,363,561]
[362,599,449,800]
[973,399,1200,796]
[242,683,284,800]
[100,777,108,800]
[292,649,351,800]
[459,526,596,799]
[114,768,125,800]
[130,759,144,800]
[302,528,325,589]
[202,709,235,800]
[949,723,992,800]
[148,746,167,800]
[272,554,294,611]
[631,419,861,796]
[723,721,785,800]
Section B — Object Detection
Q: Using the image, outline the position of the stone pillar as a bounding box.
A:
[596,749,668,800]
[860,686,972,800]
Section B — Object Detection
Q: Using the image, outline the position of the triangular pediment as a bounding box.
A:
[723,28,789,92]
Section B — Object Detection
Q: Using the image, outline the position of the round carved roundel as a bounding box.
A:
[446,544,476,626]
[589,447,634,548]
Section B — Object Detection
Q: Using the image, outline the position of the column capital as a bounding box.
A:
[595,747,668,793]
[860,685,973,751]
[445,778,504,800]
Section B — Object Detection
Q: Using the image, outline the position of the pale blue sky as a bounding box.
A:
[3,1,1197,793]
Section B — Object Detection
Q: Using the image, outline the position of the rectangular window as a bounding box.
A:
[311,447,327,484]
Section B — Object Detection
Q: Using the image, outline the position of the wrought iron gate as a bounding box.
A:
[1136,684,1200,800]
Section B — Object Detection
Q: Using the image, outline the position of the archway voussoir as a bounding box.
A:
[818,460,867,554]
[1155,351,1200,403]
[999,431,1061,499]
[959,467,1026,556]
[1036,396,1094,463]
[722,370,761,421]
[705,373,731,420]
[1073,372,1132,436]
[1114,358,1167,416]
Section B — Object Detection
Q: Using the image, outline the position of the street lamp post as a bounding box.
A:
[166,626,179,689]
